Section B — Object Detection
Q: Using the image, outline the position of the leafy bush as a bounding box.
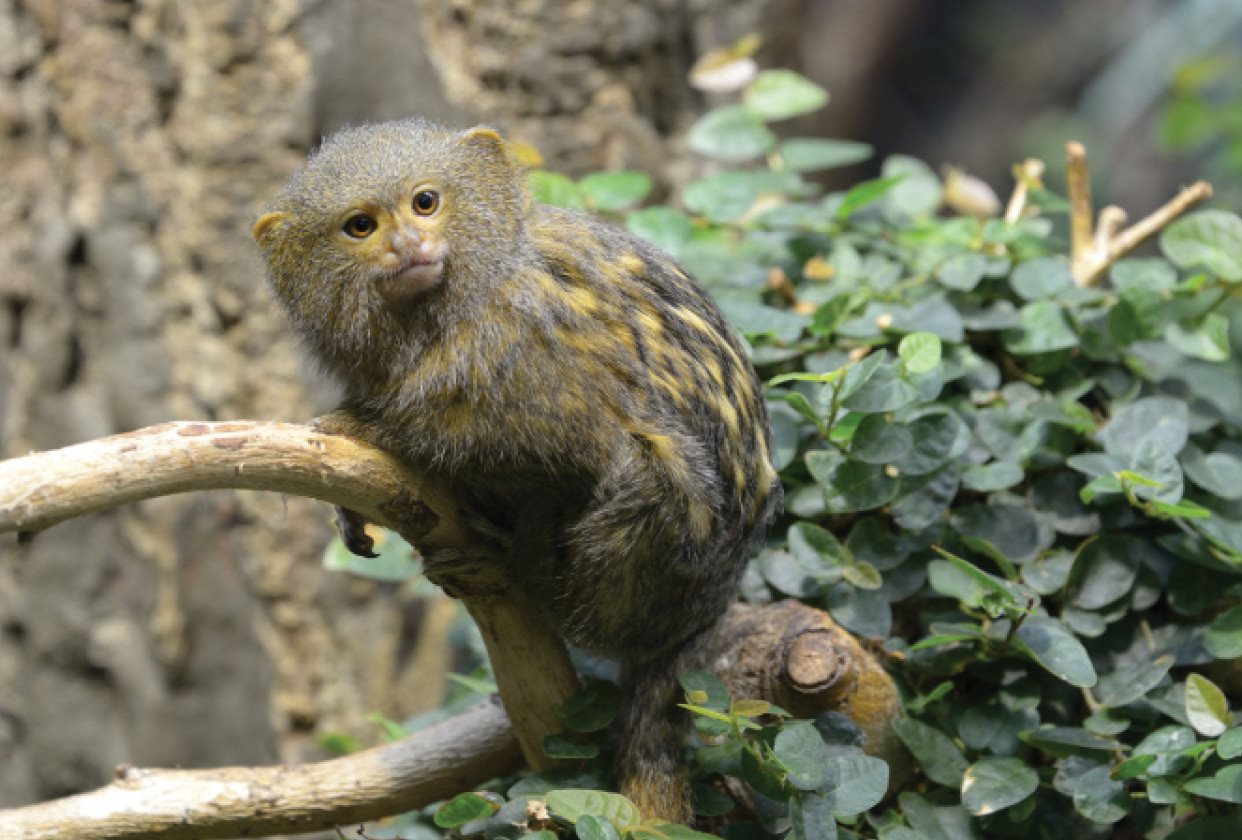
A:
[354,64,1242,840]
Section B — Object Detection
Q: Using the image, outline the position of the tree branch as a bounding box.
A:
[0,421,578,782]
[0,698,523,840]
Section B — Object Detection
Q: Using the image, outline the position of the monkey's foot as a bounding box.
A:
[335,506,379,558]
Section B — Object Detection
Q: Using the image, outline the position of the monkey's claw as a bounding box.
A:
[335,506,379,558]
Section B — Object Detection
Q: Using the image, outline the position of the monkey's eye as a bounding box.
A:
[343,214,378,239]
[413,190,440,216]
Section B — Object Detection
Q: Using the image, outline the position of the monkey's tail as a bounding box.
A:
[614,640,707,825]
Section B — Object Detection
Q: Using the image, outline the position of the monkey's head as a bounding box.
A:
[253,120,529,371]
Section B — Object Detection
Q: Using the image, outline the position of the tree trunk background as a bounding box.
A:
[0,0,778,831]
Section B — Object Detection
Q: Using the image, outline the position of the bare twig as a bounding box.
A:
[1066,141,1094,272]
[1062,141,1214,286]
[1003,159,1045,225]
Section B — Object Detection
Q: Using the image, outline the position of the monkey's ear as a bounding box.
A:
[253,212,287,247]
[460,126,506,154]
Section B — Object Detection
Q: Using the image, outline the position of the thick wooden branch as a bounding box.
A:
[0,698,523,840]
[0,421,577,782]
[0,420,467,548]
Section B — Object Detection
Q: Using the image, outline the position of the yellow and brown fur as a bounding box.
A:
[254,120,780,822]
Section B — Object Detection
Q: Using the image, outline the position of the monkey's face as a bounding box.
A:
[329,184,450,303]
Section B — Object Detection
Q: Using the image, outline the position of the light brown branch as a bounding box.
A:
[0,420,577,779]
[0,420,466,549]
[0,698,522,840]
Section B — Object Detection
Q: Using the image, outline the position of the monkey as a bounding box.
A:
[253,119,780,822]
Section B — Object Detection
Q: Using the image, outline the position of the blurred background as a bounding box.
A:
[1,0,1240,830]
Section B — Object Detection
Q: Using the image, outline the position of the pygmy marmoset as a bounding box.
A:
[253,120,780,822]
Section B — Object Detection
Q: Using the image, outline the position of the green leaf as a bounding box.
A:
[841,360,918,413]
[1110,753,1156,780]
[1004,300,1079,354]
[1010,256,1074,301]
[789,792,838,840]
[578,171,652,212]
[891,718,969,787]
[1206,605,1242,659]
[1025,726,1123,757]
[1013,616,1098,687]
[881,155,942,220]
[1184,764,1242,803]
[1099,396,1189,460]
[434,792,499,828]
[960,757,1039,816]
[850,414,914,464]
[679,671,730,712]
[1185,673,1231,737]
[682,170,795,223]
[779,138,872,172]
[824,754,889,816]
[774,721,830,790]
[576,814,621,840]
[894,411,969,476]
[641,823,724,840]
[1072,766,1131,824]
[935,252,989,291]
[544,733,600,759]
[1095,655,1175,707]
[836,176,904,220]
[687,105,777,161]
[1219,727,1242,759]
[843,560,883,589]
[931,546,1018,605]
[559,680,620,733]
[961,461,1024,492]
[744,70,829,120]
[820,460,901,513]
[529,170,585,208]
[1182,446,1242,500]
[626,206,695,257]
[952,502,1043,567]
[1161,209,1242,281]
[1166,313,1230,362]
[546,791,641,829]
[1073,534,1143,610]
[898,332,943,374]
[898,792,975,840]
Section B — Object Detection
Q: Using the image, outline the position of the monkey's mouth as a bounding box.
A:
[376,257,445,300]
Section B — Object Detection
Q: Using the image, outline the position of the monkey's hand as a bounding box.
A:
[313,408,383,558]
